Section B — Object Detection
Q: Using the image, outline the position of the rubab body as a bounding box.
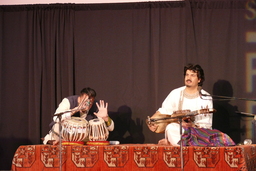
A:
[146,108,216,133]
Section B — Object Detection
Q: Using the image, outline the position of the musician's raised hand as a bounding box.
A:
[71,95,91,115]
[79,95,92,109]
[94,100,109,121]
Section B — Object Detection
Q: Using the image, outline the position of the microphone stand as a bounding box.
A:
[58,114,62,171]
[178,117,184,171]
[52,98,91,171]
[53,110,72,171]
[165,115,186,171]
[176,115,193,171]
[150,114,195,171]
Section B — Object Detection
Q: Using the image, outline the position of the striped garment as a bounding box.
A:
[179,127,236,146]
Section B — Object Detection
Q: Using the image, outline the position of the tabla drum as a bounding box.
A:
[61,117,89,143]
[88,118,109,142]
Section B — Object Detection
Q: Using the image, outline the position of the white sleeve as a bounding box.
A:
[53,98,72,122]
[158,89,181,114]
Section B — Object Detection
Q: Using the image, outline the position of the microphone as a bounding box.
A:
[53,110,71,116]
[198,86,256,102]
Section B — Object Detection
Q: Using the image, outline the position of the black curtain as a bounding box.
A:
[0,0,255,169]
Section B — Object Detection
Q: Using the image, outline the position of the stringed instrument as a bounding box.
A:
[146,108,216,133]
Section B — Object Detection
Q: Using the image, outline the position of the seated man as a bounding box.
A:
[43,87,114,145]
[147,64,235,146]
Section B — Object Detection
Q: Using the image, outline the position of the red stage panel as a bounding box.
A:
[11,144,256,171]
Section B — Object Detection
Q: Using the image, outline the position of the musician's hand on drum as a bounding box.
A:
[47,140,59,145]
[94,100,109,121]
[53,140,59,145]
[158,138,171,145]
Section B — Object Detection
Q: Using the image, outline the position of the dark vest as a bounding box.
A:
[66,95,80,117]
[66,95,79,109]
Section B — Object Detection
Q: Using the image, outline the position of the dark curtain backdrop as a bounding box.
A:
[0,0,255,169]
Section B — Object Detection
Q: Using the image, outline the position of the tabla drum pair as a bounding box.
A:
[61,117,109,145]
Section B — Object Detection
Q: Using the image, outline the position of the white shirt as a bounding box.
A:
[158,86,213,129]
